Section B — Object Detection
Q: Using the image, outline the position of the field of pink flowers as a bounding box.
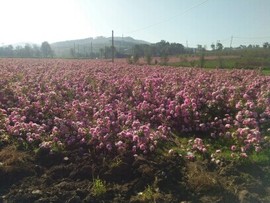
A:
[0,58,269,159]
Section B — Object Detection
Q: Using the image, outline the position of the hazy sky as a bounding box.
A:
[1,0,270,47]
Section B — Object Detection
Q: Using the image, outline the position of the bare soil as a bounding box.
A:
[0,144,269,203]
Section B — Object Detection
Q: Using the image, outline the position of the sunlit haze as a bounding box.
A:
[1,0,270,47]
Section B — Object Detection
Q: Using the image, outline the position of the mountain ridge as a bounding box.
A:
[50,36,150,57]
[51,36,150,47]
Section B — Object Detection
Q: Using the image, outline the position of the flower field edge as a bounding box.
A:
[0,58,269,161]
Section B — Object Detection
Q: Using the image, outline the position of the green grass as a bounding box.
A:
[162,131,270,165]
[248,148,270,165]
[170,56,270,73]
[92,178,107,197]
[137,184,160,202]
[170,58,238,69]
[204,58,237,69]
[262,69,270,75]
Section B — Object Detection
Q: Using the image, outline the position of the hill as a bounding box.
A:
[51,36,150,58]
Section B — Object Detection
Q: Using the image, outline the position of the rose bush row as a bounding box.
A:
[0,59,269,158]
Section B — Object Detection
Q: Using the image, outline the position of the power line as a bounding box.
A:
[234,36,270,39]
[126,0,210,34]
[219,37,231,43]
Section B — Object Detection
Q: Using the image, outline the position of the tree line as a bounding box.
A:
[132,40,189,57]
[1,40,269,59]
[0,41,53,58]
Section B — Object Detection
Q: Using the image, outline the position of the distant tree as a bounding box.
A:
[99,48,104,59]
[32,45,41,57]
[24,44,33,57]
[239,45,246,49]
[130,40,185,59]
[133,44,144,57]
[70,48,76,58]
[41,41,53,58]
[133,54,139,64]
[144,46,152,65]
[199,52,205,68]
[151,46,158,56]
[211,43,215,51]
[156,40,170,56]
[160,54,169,65]
[145,53,152,65]
[197,44,203,51]
[14,46,23,57]
[104,46,111,59]
[263,42,269,48]
[0,44,43,58]
[216,42,223,51]
[168,43,184,55]
[6,45,14,57]
[197,44,206,53]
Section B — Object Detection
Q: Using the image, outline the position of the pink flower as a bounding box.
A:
[186,152,195,161]
[133,135,139,142]
[240,153,248,158]
[115,140,123,147]
[231,145,237,151]
[132,146,137,153]
[106,143,112,151]
[194,138,203,145]
[236,114,243,122]
[27,137,33,143]
[149,145,155,152]
[139,144,146,151]
[255,146,261,152]
[243,93,249,99]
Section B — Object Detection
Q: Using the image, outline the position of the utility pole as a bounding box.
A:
[230,36,233,48]
[112,30,114,62]
[186,40,188,48]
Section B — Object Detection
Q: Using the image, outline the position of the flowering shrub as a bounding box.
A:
[0,59,269,158]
